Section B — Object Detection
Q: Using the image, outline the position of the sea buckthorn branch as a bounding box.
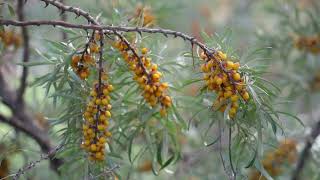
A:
[113,34,172,115]
[200,50,249,119]
[16,0,30,105]
[0,19,245,116]
[81,31,114,161]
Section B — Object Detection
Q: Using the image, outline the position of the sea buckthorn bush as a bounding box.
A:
[0,0,317,180]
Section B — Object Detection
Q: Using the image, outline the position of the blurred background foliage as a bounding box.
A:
[0,0,320,179]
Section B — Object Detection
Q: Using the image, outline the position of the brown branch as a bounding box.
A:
[16,0,30,105]
[0,19,213,54]
[39,0,98,25]
[291,120,320,180]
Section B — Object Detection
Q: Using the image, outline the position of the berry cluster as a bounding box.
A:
[294,34,320,54]
[114,40,172,117]
[200,51,250,119]
[249,139,297,180]
[71,32,101,80]
[81,79,114,161]
[0,30,22,48]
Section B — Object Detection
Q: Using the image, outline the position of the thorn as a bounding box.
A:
[44,2,49,8]
[163,33,168,38]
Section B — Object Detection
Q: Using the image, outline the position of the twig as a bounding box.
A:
[291,120,320,180]
[16,0,30,105]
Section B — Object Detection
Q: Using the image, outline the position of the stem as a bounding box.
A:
[16,0,30,105]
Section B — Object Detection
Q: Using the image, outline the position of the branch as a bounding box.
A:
[0,19,212,54]
[16,0,30,105]
[291,120,320,180]
[39,0,98,25]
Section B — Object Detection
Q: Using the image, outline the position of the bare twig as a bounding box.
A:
[291,120,320,180]
[16,0,30,104]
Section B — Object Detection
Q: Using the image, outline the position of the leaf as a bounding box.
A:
[159,155,175,170]
[16,61,55,66]
[171,105,187,129]
[156,142,163,166]
[276,111,304,127]
[245,149,257,168]
[7,4,15,16]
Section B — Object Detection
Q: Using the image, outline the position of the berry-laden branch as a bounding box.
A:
[79,31,114,161]
[0,19,250,117]
[16,0,30,105]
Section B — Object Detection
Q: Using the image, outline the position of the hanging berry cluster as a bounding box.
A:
[249,139,297,180]
[71,32,101,80]
[81,80,113,161]
[293,34,320,54]
[200,50,250,119]
[114,40,172,117]
[0,30,22,48]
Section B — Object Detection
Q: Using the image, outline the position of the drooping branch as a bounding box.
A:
[291,120,320,180]
[16,0,30,104]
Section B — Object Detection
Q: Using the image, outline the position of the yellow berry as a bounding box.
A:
[90,144,97,152]
[105,131,112,137]
[105,111,111,118]
[230,94,239,102]
[141,47,148,54]
[95,99,101,105]
[233,73,241,81]
[107,85,114,92]
[102,98,109,105]
[242,91,250,101]
[103,89,109,95]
